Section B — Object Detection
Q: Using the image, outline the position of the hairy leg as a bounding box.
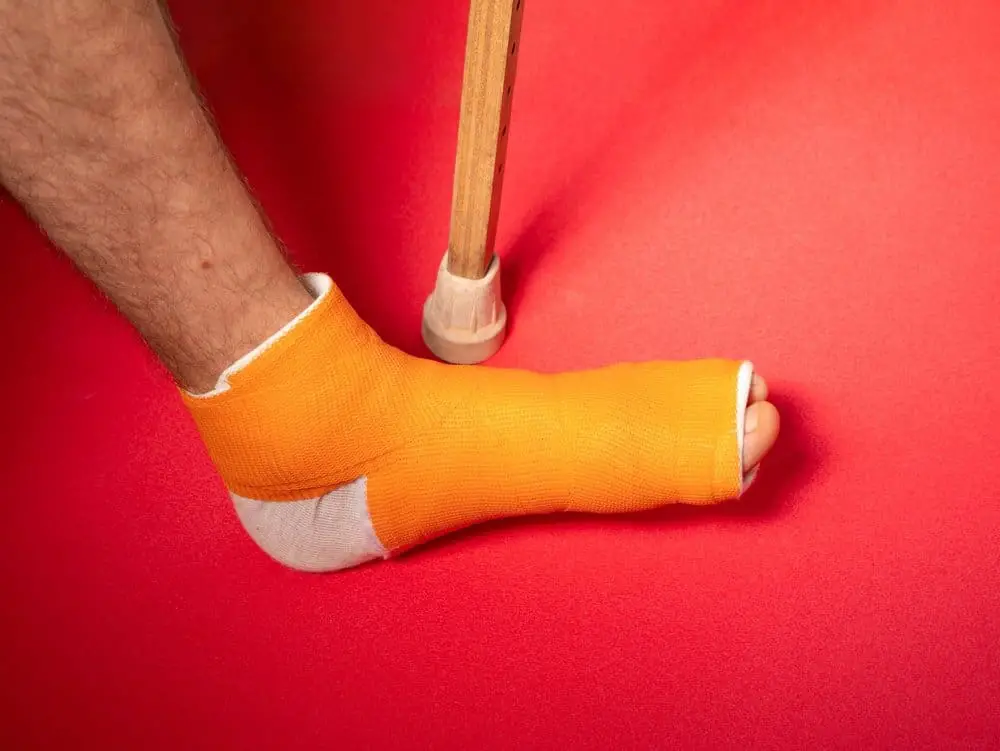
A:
[0,0,312,392]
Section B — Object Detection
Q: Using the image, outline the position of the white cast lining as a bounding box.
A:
[231,478,387,573]
[185,273,333,398]
[735,360,759,494]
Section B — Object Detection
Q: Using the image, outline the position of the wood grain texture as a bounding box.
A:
[446,0,524,279]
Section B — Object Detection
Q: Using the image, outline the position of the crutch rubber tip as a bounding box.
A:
[421,252,507,365]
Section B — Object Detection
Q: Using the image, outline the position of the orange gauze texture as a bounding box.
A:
[182,282,745,552]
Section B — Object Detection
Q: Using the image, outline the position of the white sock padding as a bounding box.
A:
[232,479,386,573]
[735,360,759,493]
[186,273,333,399]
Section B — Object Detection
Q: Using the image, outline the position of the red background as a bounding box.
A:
[2,1,1000,748]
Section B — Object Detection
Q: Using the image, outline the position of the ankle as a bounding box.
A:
[169,270,314,394]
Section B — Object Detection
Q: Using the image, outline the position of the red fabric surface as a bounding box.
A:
[2,1,1000,748]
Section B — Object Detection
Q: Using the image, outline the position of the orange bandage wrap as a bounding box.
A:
[183,275,749,555]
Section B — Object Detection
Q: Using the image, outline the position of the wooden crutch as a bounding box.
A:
[422,0,525,364]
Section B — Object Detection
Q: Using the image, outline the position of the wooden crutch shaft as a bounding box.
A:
[446,0,525,280]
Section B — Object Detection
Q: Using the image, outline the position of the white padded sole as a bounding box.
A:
[231,478,386,573]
